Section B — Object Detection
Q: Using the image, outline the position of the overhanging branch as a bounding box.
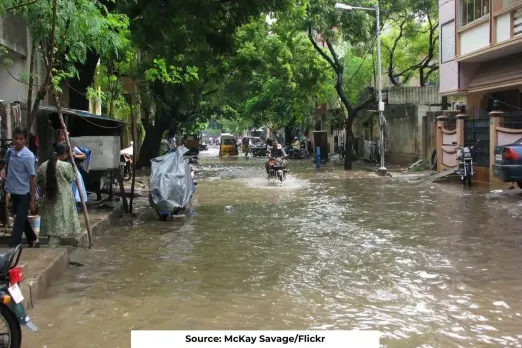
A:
[307,24,337,72]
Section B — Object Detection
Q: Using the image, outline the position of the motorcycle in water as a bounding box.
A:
[0,245,38,347]
[453,140,479,187]
[287,147,309,159]
[149,147,197,220]
[267,155,288,182]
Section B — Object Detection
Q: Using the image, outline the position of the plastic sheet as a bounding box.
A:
[149,147,193,213]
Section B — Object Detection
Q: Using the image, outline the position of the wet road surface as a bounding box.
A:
[24,148,522,347]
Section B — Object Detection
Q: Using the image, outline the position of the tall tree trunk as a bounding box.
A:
[284,126,293,144]
[68,50,100,110]
[137,110,172,168]
[344,117,354,170]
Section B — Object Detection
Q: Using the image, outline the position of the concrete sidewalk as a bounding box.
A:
[0,199,124,308]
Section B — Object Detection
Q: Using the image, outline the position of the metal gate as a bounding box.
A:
[464,118,490,167]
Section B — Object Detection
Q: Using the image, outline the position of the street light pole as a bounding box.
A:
[334,2,387,176]
[374,5,387,176]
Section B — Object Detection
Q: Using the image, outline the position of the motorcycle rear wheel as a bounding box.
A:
[0,304,21,348]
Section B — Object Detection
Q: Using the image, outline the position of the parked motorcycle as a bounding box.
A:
[453,140,479,187]
[267,155,288,182]
[0,245,38,347]
[285,147,309,160]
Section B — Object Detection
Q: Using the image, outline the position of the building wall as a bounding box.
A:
[460,22,490,55]
[0,16,47,114]
[439,0,458,94]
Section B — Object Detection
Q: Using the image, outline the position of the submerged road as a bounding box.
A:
[24,148,522,347]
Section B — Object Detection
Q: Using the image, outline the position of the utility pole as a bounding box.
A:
[375,5,387,176]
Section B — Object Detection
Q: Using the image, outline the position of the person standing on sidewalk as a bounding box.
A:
[56,130,88,212]
[4,127,39,247]
[37,142,81,247]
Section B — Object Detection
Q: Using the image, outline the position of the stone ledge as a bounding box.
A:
[18,248,69,309]
[0,200,123,310]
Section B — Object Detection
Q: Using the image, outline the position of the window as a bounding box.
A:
[461,0,490,26]
[441,20,456,63]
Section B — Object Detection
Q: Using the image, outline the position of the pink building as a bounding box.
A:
[440,0,522,116]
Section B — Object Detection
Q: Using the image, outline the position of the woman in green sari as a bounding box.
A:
[37,143,81,247]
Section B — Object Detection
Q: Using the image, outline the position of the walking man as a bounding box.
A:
[5,127,39,247]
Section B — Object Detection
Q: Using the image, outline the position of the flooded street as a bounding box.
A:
[24,148,522,347]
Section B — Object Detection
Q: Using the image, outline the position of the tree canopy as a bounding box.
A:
[1,0,441,169]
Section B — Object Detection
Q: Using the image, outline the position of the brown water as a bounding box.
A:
[23,148,522,347]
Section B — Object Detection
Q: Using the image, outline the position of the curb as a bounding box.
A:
[14,202,123,309]
[19,248,69,309]
[58,201,123,248]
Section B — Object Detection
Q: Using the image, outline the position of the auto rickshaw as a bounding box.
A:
[219,133,238,156]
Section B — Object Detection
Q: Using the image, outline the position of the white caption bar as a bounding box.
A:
[131,330,379,348]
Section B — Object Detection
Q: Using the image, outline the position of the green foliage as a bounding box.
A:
[221,14,334,132]
[144,58,198,84]
[51,69,75,93]
[381,0,439,86]
[342,45,374,105]
[123,0,296,163]
[9,0,131,87]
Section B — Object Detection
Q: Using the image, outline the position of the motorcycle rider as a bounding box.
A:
[270,139,287,158]
[292,137,300,150]
[265,139,287,177]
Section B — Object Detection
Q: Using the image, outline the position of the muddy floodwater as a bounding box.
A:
[24,148,522,347]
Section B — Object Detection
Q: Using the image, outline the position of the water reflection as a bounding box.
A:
[23,149,522,347]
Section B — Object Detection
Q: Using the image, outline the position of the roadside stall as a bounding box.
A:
[36,106,126,201]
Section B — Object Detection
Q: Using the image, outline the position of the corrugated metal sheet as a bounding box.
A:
[387,87,441,105]
[441,20,455,63]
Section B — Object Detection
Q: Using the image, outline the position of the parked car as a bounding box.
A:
[493,137,522,188]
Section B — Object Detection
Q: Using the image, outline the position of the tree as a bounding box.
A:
[221,15,333,137]
[124,0,294,167]
[303,0,379,169]
[382,0,439,86]
[3,0,130,130]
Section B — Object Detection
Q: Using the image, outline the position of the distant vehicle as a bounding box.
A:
[219,133,238,157]
[199,143,208,151]
[493,137,522,188]
[242,136,263,154]
[184,134,200,150]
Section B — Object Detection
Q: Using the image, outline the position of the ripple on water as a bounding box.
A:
[21,154,522,347]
